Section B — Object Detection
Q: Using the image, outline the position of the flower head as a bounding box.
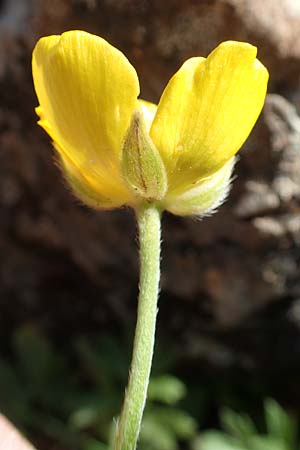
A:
[32,30,268,216]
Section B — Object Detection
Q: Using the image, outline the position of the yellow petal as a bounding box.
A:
[138,99,157,132]
[57,147,123,209]
[32,30,140,205]
[150,41,269,192]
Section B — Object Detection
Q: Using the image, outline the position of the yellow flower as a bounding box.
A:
[32,30,268,215]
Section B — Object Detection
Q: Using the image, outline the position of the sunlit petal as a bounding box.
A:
[32,30,140,204]
[151,41,269,193]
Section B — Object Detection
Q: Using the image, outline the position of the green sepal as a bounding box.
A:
[122,109,168,201]
[164,158,235,217]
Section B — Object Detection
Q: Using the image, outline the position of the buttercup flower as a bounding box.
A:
[32,31,269,450]
[32,30,268,216]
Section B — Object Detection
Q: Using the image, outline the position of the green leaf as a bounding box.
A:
[140,415,178,450]
[193,431,246,450]
[264,399,297,448]
[13,326,64,387]
[248,435,287,450]
[83,438,109,450]
[221,407,257,442]
[69,405,100,430]
[75,336,128,388]
[146,406,196,439]
[27,412,82,447]
[0,360,31,422]
[148,375,186,405]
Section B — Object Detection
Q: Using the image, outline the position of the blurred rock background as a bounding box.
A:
[0,0,300,449]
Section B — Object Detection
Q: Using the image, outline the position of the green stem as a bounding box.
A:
[113,203,162,450]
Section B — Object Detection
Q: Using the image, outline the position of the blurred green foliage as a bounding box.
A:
[0,326,197,450]
[194,399,299,450]
[1,326,300,450]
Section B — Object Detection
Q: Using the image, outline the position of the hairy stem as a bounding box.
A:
[113,203,162,450]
